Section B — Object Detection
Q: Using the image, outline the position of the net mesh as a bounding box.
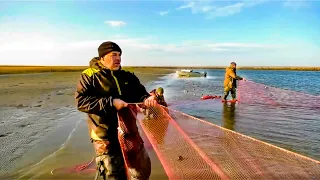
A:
[136,104,320,180]
[238,80,320,109]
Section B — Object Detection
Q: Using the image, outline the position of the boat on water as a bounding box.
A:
[176,69,207,78]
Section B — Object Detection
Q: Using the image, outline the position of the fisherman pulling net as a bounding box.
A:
[69,41,320,180]
[223,62,246,102]
[74,41,157,180]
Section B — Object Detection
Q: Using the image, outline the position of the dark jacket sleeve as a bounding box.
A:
[130,74,150,103]
[75,73,113,114]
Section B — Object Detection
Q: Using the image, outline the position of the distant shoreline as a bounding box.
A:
[0,65,319,74]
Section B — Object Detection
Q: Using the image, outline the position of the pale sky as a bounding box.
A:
[1,1,320,66]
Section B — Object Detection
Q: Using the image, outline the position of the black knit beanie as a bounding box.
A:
[98,41,122,58]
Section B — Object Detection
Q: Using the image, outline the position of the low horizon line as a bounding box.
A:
[1,65,320,68]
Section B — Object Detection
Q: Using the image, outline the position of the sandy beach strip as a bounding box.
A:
[0,68,174,179]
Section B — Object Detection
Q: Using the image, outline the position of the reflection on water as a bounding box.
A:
[222,102,236,131]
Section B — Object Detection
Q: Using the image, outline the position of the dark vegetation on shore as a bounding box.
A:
[0,65,319,75]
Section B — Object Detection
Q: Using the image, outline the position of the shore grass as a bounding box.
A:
[0,66,86,75]
[0,65,319,75]
[0,66,135,75]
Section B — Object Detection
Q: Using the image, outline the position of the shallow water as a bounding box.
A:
[148,69,320,161]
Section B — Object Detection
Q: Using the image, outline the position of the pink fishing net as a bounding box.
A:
[238,80,320,109]
[137,103,320,180]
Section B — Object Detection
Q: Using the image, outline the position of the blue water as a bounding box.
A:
[240,70,320,96]
[146,69,320,161]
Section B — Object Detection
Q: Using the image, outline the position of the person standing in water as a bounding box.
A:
[75,41,157,180]
[223,62,245,101]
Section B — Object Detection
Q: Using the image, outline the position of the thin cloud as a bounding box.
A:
[176,1,214,14]
[283,0,308,9]
[55,39,287,53]
[104,20,126,27]
[0,32,285,55]
[1,33,316,66]
[78,38,285,53]
[159,11,170,16]
[176,0,268,18]
[207,3,244,18]
[176,2,195,10]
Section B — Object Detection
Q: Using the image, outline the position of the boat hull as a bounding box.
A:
[176,71,207,78]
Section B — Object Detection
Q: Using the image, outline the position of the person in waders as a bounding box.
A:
[149,87,168,107]
[143,87,168,119]
[75,41,157,180]
[223,62,245,101]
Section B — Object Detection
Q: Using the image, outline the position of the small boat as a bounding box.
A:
[176,69,207,78]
